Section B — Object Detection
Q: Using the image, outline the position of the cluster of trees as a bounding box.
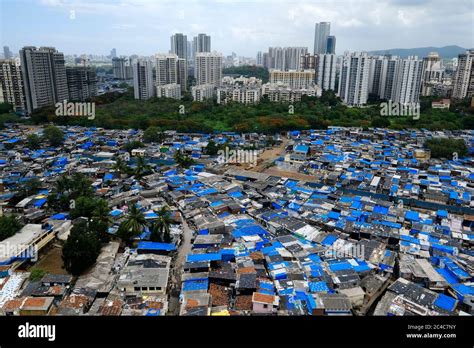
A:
[0,215,22,241]
[55,166,174,275]
[174,149,196,168]
[63,220,102,275]
[1,90,474,134]
[45,173,110,275]
[424,138,468,159]
[16,90,473,134]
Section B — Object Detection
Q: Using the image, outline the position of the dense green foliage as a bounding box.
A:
[47,173,94,211]
[62,220,101,275]
[174,150,196,168]
[29,268,47,281]
[151,207,173,243]
[117,204,146,246]
[222,65,270,83]
[0,103,12,114]
[0,103,20,128]
[19,92,474,133]
[27,134,41,150]
[43,125,64,147]
[424,138,469,159]
[0,215,22,241]
[143,126,165,143]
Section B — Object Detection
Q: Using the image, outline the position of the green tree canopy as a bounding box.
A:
[62,220,101,276]
[43,125,64,147]
[117,204,146,246]
[27,133,42,150]
[424,138,468,159]
[0,215,22,241]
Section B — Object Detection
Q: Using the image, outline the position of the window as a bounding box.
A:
[263,304,268,309]
[134,287,140,291]
[142,287,148,291]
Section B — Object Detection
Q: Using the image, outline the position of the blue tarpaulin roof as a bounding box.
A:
[33,198,47,207]
[187,253,221,262]
[434,293,457,312]
[232,224,269,238]
[50,213,68,220]
[137,241,176,251]
[405,210,420,221]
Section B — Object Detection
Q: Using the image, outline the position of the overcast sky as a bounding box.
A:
[1,0,473,57]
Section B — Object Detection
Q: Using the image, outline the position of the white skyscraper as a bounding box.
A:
[266,47,308,71]
[133,59,154,100]
[338,52,370,106]
[156,54,178,86]
[156,53,187,92]
[316,54,337,91]
[314,22,331,54]
[452,50,474,99]
[391,56,423,105]
[368,55,398,100]
[195,52,223,86]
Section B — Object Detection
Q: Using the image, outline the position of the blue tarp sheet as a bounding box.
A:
[137,241,176,251]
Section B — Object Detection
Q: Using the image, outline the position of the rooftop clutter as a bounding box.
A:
[0,125,473,316]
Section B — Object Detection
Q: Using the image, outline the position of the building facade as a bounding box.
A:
[421,52,443,96]
[262,83,321,102]
[452,50,474,99]
[316,54,337,91]
[195,52,222,86]
[193,33,211,57]
[314,22,331,54]
[156,83,181,99]
[156,53,187,92]
[270,70,315,89]
[133,59,155,100]
[0,58,26,111]
[112,57,125,79]
[19,46,69,114]
[66,66,98,102]
[391,56,423,105]
[170,33,188,60]
[265,47,308,71]
[192,83,215,101]
[338,52,370,106]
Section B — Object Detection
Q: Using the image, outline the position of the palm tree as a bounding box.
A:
[113,156,130,177]
[91,199,111,242]
[151,207,173,243]
[134,156,152,179]
[117,204,146,246]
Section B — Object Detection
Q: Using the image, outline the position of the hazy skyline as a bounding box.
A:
[1,0,473,57]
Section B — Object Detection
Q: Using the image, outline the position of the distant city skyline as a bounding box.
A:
[1,0,472,57]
